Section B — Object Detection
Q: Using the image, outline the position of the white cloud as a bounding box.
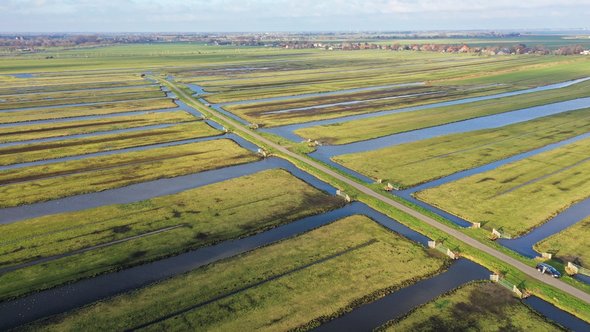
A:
[0,0,589,32]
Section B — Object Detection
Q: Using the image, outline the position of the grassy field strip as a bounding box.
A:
[0,98,177,124]
[0,95,167,113]
[0,121,220,166]
[448,58,590,87]
[0,224,187,275]
[0,123,181,150]
[0,135,236,173]
[129,239,379,330]
[0,110,194,143]
[225,84,433,113]
[0,79,150,95]
[381,282,562,331]
[295,77,590,145]
[217,82,425,108]
[0,74,147,88]
[0,77,148,91]
[0,85,160,103]
[226,85,513,127]
[0,169,343,301]
[496,156,590,197]
[535,216,590,268]
[27,216,446,331]
[0,90,165,111]
[333,107,590,188]
[0,139,259,208]
[416,136,590,237]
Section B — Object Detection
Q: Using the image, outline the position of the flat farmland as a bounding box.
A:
[0,87,164,110]
[383,282,561,331]
[0,110,196,143]
[295,77,590,145]
[415,137,590,236]
[0,85,157,103]
[0,139,259,208]
[2,41,590,330]
[0,169,343,300]
[225,84,511,127]
[192,54,561,103]
[28,215,446,331]
[0,74,150,95]
[0,98,177,124]
[333,107,590,188]
[0,121,220,166]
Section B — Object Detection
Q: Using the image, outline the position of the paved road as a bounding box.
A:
[166,79,590,305]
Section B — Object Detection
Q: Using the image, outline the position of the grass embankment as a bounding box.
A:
[28,215,447,331]
[0,121,220,166]
[295,78,590,145]
[0,110,196,143]
[0,169,343,301]
[535,216,590,268]
[0,98,177,124]
[0,139,258,208]
[381,282,562,331]
[0,90,165,110]
[225,84,511,127]
[334,107,590,187]
[416,136,590,237]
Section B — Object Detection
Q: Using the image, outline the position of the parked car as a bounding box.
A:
[536,263,561,278]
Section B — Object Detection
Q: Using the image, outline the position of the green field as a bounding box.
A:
[2,42,590,329]
[0,74,149,94]
[0,121,220,166]
[0,85,157,103]
[0,90,165,110]
[333,107,590,187]
[0,139,259,208]
[225,84,512,127]
[295,76,590,145]
[0,110,196,143]
[195,55,563,104]
[0,98,177,124]
[535,216,590,268]
[416,137,590,236]
[29,215,446,331]
[382,282,561,331]
[0,169,343,301]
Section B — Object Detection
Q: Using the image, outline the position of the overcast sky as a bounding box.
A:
[1,0,589,33]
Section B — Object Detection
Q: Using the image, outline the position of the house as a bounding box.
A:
[458,45,470,53]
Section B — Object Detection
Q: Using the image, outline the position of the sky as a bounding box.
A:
[0,0,589,33]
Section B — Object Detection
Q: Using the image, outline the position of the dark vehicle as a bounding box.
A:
[536,263,561,278]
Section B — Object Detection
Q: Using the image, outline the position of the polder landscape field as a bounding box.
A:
[1,38,590,332]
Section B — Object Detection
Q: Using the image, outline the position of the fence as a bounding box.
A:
[335,190,351,203]
[567,262,590,277]
[428,241,457,260]
[491,228,512,239]
[491,274,525,298]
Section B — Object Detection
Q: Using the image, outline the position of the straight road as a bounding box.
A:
[165,79,590,305]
